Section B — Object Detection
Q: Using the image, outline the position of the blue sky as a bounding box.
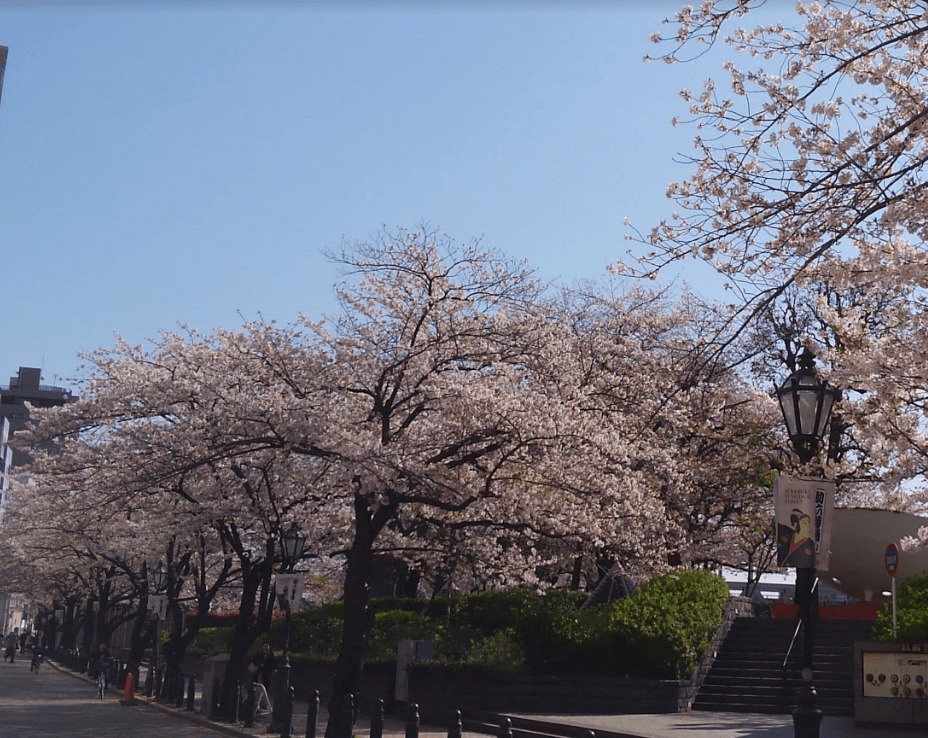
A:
[0,1,771,387]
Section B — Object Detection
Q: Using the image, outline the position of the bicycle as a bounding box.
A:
[96,666,108,699]
[30,652,41,674]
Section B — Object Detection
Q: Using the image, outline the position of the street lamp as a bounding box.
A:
[776,348,837,465]
[775,348,836,738]
[269,524,306,737]
[280,524,307,572]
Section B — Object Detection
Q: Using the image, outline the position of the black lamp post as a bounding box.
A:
[269,523,306,737]
[150,563,168,699]
[775,348,836,738]
[776,348,837,465]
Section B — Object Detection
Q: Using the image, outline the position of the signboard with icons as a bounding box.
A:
[863,652,928,698]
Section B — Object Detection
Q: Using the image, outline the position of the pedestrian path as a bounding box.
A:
[140,690,928,738]
[48,659,928,738]
[1,654,225,736]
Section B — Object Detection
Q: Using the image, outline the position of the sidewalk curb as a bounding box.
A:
[138,696,259,738]
[47,658,258,738]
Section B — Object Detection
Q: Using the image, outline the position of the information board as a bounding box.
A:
[863,651,928,698]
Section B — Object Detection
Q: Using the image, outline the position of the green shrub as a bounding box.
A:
[464,628,526,673]
[189,626,234,655]
[446,588,586,670]
[605,569,730,678]
[281,606,345,660]
[448,590,537,636]
[366,609,451,662]
[873,572,928,641]
[188,572,727,680]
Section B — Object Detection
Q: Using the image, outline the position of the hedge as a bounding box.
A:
[190,569,729,679]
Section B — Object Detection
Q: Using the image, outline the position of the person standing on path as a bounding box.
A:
[5,630,18,662]
[250,642,277,689]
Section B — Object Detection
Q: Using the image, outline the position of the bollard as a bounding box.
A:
[233,679,241,723]
[186,673,196,712]
[305,689,319,738]
[155,666,164,700]
[580,732,595,738]
[243,681,257,728]
[175,672,185,707]
[448,710,462,738]
[498,717,513,738]
[370,698,384,738]
[406,703,420,738]
[210,677,222,721]
[339,693,355,738]
[144,662,153,697]
[282,686,295,738]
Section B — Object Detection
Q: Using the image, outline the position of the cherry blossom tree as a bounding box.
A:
[12,227,777,733]
[626,2,928,351]
[620,1,928,505]
[12,377,303,710]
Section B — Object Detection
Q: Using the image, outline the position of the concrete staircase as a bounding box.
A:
[693,617,873,715]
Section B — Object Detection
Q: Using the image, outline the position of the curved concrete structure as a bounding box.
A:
[826,508,928,602]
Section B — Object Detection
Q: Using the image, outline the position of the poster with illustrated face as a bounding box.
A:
[274,573,305,609]
[774,474,835,570]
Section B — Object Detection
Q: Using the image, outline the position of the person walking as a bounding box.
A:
[89,643,112,698]
[5,630,18,663]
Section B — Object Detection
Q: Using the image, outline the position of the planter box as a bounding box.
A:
[289,659,397,712]
[407,668,690,720]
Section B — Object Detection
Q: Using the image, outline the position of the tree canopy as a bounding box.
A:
[622,0,928,506]
[8,227,779,726]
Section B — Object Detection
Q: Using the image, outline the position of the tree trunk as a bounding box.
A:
[324,492,398,738]
[218,574,260,720]
[126,594,151,670]
[218,537,276,720]
[80,597,95,667]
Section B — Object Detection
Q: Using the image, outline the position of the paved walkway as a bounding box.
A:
[0,655,227,736]
[140,690,928,738]
[49,660,928,738]
[507,712,928,738]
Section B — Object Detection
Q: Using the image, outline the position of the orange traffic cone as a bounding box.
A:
[120,671,138,706]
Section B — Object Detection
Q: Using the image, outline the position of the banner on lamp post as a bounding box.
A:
[274,573,304,610]
[149,594,167,620]
[774,473,835,570]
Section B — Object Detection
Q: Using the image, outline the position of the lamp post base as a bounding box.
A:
[268,662,291,735]
[792,683,822,738]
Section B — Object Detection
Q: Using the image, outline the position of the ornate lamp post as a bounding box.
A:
[776,348,837,465]
[775,348,837,738]
[149,563,168,698]
[269,523,306,737]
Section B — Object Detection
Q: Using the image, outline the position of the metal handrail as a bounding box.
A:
[784,620,803,669]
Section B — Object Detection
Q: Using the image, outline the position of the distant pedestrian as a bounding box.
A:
[249,642,277,689]
[5,630,18,662]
